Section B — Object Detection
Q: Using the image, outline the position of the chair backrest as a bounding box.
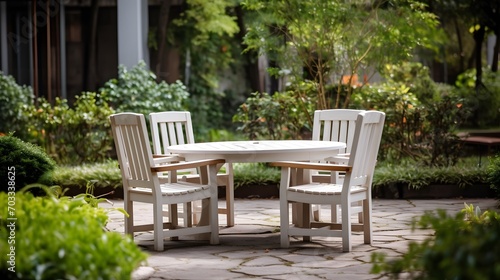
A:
[343,111,385,192]
[110,113,156,190]
[312,109,365,155]
[149,111,195,155]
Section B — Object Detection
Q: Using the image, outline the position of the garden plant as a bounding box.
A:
[0,135,55,193]
[0,187,147,280]
[371,203,500,279]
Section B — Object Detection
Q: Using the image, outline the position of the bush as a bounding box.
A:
[0,136,56,192]
[487,154,500,201]
[100,61,189,116]
[455,68,500,128]
[233,86,316,140]
[373,157,489,190]
[0,72,33,138]
[22,92,115,164]
[0,189,147,279]
[353,63,470,166]
[371,203,500,279]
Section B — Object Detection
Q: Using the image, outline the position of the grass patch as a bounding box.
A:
[51,160,122,192]
[49,157,493,196]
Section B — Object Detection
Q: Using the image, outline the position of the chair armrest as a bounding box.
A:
[152,154,185,164]
[151,159,225,173]
[270,161,352,172]
[324,155,349,162]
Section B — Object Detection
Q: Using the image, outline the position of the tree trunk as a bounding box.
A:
[85,0,99,91]
[155,0,172,81]
[454,17,465,73]
[472,25,486,127]
[492,32,499,72]
[473,25,485,89]
[235,5,262,94]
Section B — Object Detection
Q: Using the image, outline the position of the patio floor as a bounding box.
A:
[101,198,498,280]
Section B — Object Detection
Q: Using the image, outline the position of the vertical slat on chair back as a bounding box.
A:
[346,111,385,188]
[110,113,155,187]
[312,109,365,155]
[150,111,195,155]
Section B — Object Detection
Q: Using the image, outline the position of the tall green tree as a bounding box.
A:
[242,0,442,110]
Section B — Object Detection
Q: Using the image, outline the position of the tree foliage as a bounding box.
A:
[242,0,442,110]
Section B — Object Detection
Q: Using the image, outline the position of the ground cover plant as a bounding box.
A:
[373,157,489,190]
[48,157,496,200]
[0,187,147,279]
[371,203,500,279]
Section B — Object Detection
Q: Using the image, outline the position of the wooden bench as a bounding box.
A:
[459,135,500,166]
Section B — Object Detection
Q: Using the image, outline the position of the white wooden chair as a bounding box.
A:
[271,111,385,252]
[310,109,365,222]
[311,109,365,183]
[149,111,235,227]
[110,112,222,251]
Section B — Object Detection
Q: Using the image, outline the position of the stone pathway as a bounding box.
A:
[101,198,498,280]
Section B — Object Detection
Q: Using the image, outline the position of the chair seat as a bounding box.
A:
[289,184,367,195]
[130,182,210,196]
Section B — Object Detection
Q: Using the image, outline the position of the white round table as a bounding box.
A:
[168,140,346,229]
[168,140,346,163]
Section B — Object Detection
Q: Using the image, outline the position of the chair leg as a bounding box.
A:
[363,199,372,245]
[312,204,321,221]
[280,200,290,248]
[225,170,235,227]
[192,200,202,224]
[331,204,340,223]
[280,167,291,248]
[209,164,220,245]
[209,197,219,245]
[169,204,181,240]
[302,203,311,242]
[341,202,352,252]
[153,202,164,251]
[185,202,193,227]
[125,199,134,236]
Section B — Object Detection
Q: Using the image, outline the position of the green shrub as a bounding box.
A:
[0,72,33,138]
[100,61,189,116]
[353,63,470,166]
[455,68,500,128]
[371,203,500,279]
[233,86,316,140]
[0,136,56,192]
[22,92,115,164]
[0,190,147,279]
[373,157,489,190]
[487,154,500,201]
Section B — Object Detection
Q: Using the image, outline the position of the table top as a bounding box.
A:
[168,140,346,163]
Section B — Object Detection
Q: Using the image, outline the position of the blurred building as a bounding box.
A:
[0,0,181,104]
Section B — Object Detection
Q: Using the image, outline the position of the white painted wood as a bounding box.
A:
[168,140,346,163]
[110,112,221,251]
[270,111,385,252]
[149,111,235,227]
[311,109,365,222]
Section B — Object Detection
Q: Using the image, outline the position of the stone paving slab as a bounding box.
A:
[101,198,498,280]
